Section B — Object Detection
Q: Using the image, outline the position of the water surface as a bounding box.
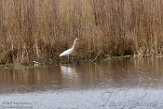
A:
[0,57,163,109]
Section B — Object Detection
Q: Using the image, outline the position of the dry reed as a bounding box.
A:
[0,0,163,64]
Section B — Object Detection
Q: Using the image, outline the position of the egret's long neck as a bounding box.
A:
[71,39,77,49]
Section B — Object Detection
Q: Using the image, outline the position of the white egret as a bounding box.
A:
[59,38,79,60]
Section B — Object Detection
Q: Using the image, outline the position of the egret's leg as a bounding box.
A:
[68,55,69,61]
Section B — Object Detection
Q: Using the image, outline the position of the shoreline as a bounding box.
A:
[1,55,163,67]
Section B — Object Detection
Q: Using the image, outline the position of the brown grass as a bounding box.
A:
[0,0,163,65]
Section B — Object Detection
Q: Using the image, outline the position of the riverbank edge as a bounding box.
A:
[0,54,163,68]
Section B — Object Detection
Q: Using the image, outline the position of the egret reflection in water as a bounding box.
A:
[60,64,79,80]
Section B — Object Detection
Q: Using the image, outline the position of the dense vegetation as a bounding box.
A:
[0,0,163,65]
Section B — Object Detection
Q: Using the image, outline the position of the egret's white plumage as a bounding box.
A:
[60,38,79,57]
